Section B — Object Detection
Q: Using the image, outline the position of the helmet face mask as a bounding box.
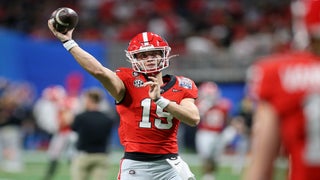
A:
[126,32,173,74]
[127,47,170,73]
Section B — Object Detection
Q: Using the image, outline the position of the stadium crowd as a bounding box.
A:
[0,0,291,58]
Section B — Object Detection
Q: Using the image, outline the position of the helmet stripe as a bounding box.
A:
[142,32,149,46]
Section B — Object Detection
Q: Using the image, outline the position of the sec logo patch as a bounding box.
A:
[134,79,144,88]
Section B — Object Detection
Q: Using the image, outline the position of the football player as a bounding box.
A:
[244,0,320,179]
[195,81,232,180]
[34,85,79,180]
[47,19,200,179]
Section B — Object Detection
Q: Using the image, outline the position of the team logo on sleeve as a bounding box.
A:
[178,77,192,89]
[134,79,144,88]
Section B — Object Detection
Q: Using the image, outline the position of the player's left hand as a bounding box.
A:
[143,76,161,101]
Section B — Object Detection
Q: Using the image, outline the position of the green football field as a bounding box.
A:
[0,150,287,180]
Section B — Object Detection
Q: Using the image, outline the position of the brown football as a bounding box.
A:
[50,7,78,34]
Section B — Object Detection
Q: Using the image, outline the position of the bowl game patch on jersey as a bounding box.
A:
[178,77,192,89]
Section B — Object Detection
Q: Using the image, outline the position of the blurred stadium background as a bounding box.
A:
[0,0,292,179]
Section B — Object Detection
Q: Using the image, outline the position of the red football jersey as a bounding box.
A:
[248,51,320,180]
[58,95,79,133]
[197,98,231,132]
[115,68,198,154]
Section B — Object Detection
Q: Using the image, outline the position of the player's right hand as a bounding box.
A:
[143,76,161,101]
[48,19,74,42]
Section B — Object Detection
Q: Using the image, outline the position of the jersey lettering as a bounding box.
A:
[139,98,173,129]
[204,109,225,127]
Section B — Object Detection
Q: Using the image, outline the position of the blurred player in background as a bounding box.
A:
[221,115,249,174]
[195,81,231,180]
[48,17,200,180]
[34,83,80,180]
[33,86,62,136]
[70,87,114,180]
[0,80,34,172]
[244,0,320,179]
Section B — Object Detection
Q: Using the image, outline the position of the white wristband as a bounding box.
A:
[155,96,170,109]
[63,39,78,51]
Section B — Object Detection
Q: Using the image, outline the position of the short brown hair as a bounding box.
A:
[85,88,104,103]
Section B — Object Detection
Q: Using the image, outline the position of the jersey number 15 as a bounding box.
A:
[139,98,174,130]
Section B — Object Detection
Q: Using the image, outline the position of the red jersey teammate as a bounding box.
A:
[244,0,320,179]
[47,18,200,179]
[195,82,231,180]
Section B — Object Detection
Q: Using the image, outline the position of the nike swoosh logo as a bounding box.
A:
[172,89,181,92]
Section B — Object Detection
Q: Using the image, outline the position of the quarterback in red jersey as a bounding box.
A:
[48,17,200,179]
[116,68,198,154]
[244,0,320,179]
